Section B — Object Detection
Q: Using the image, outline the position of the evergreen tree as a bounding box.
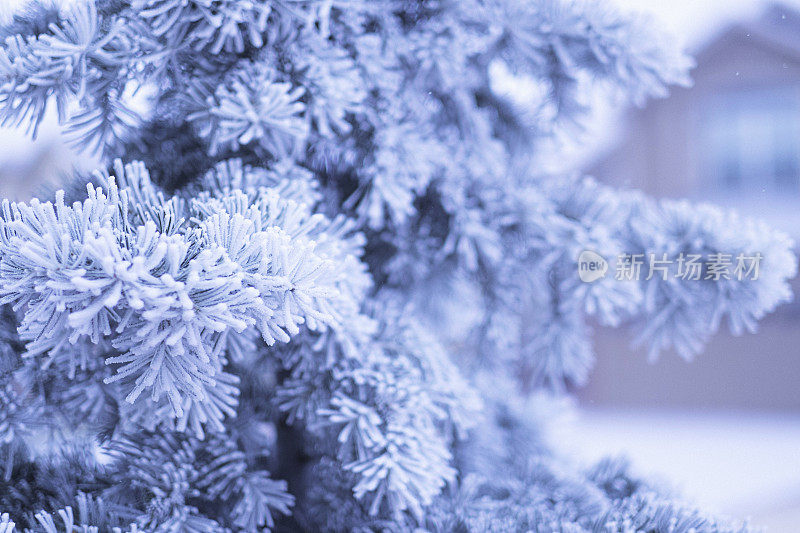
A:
[0,0,795,531]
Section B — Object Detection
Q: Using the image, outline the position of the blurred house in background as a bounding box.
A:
[592,2,800,234]
[583,2,800,412]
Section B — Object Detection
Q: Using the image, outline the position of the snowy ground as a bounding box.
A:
[554,409,800,532]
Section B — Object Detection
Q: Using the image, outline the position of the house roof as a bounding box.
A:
[694,3,800,65]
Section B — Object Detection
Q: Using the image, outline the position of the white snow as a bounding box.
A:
[555,408,800,532]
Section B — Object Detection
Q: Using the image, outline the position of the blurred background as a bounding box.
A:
[573,1,800,530]
[1,0,799,530]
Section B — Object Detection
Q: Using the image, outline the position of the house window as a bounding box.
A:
[701,87,800,196]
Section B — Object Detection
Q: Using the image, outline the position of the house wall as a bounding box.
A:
[577,310,800,411]
[585,20,800,413]
[591,26,800,199]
